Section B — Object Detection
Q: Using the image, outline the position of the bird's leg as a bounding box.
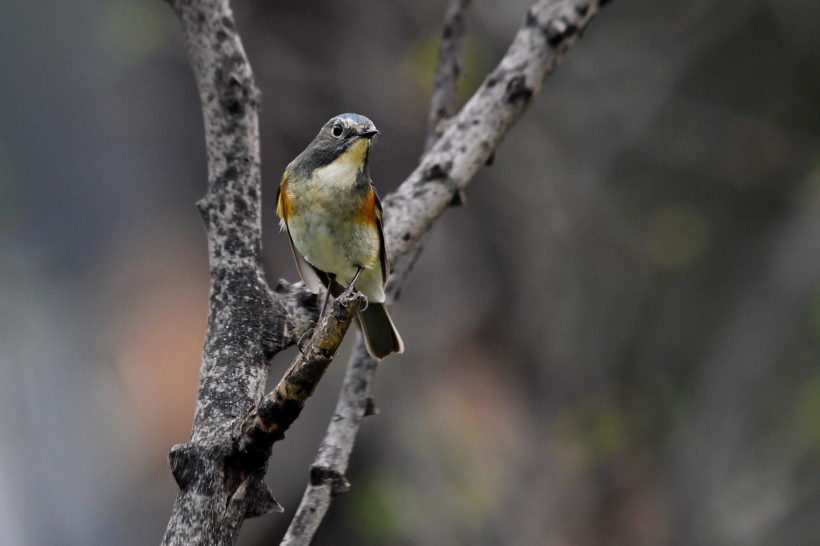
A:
[342,267,364,298]
[318,273,335,320]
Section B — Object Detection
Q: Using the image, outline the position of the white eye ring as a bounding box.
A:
[331,123,344,138]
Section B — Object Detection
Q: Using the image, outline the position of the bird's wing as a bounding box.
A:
[278,171,324,293]
[373,188,388,284]
[285,227,325,293]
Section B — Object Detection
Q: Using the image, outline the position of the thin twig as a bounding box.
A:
[384,0,604,264]
[279,341,376,546]
[425,0,472,152]
[279,1,606,544]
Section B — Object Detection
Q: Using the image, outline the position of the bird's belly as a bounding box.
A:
[288,210,382,296]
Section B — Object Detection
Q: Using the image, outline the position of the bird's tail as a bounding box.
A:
[357,303,404,360]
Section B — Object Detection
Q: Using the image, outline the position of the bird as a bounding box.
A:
[276,113,404,360]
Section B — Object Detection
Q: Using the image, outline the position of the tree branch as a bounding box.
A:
[237,291,366,467]
[164,0,606,543]
[279,1,605,544]
[425,0,472,153]
[385,0,602,262]
[161,0,317,543]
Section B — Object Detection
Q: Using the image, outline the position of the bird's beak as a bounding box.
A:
[359,129,380,139]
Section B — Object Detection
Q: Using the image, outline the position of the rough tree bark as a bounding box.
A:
[162,0,609,544]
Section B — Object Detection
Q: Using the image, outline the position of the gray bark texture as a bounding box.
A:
[162,0,608,544]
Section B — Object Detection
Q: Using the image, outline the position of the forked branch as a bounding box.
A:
[163,0,609,544]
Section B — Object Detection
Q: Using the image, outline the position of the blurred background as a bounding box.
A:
[2,0,820,544]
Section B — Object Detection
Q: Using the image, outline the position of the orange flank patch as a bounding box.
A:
[277,173,291,221]
[357,189,377,225]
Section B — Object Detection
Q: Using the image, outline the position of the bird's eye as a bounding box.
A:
[331,123,344,138]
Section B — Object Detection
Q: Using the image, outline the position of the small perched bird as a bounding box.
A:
[276,113,404,360]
